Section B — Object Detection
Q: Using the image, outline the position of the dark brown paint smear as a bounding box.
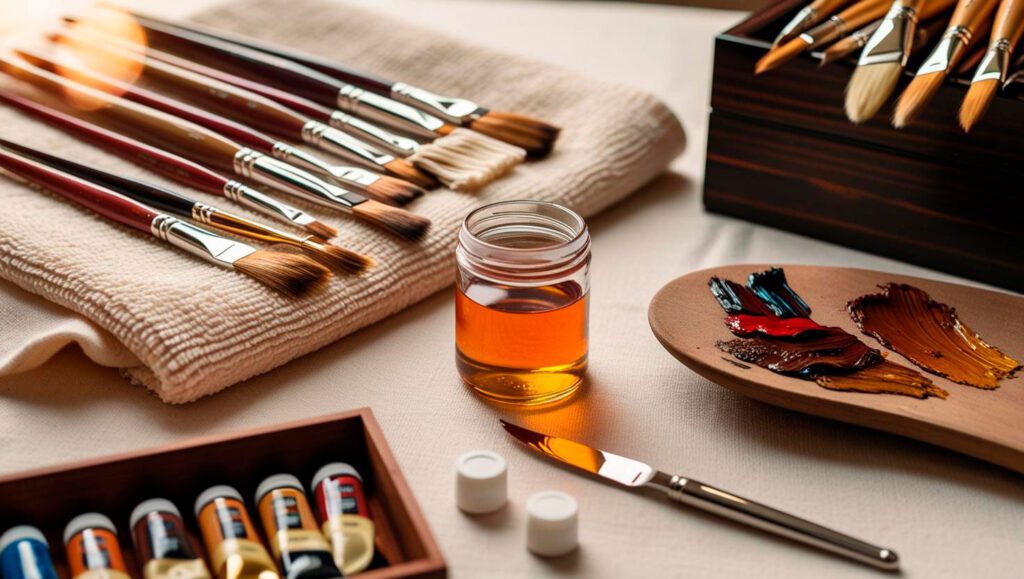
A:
[717,327,881,377]
[849,284,1021,389]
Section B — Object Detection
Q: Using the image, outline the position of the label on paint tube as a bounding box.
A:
[0,536,59,579]
[133,510,211,579]
[313,474,374,576]
[67,528,130,579]
[257,488,341,579]
[197,498,278,579]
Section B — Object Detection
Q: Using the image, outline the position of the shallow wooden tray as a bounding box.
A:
[648,264,1024,474]
[0,408,446,578]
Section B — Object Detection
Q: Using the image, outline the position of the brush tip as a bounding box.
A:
[959,79,997,133]
[365,175,425,206]
[382,158,439,190]
[304,240,373,274]
[845,62,903,124]
[352,199,430,242]
[469,111,559,159]
[305,220,338,240]
[234,247,330,295]
[893,72,945,129]
[754,37,806,75]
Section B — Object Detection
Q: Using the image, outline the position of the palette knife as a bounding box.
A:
[501,420,899,571]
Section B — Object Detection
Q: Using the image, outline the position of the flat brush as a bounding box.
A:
[0,138,370,274]
[845,0,957,123]
[53,28,440,192]
[757,0,892,74]
[0,144,329,295]
[960,0,1024,131]
[0,89,337,240]
[0,57,430,241]
[775,0,855,45]
[18,48,422,207]
[893,0,999,127]
[120,15,529,165]
[129,13,560,157]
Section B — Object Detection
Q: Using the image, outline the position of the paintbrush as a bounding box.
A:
[51,27,441,191]
[820,19,883,66]
[960,0,1024,131]
[0,138,370,274]
[893,0,999,128]
[111,15,529,165]
[0,90,337,240]
[125,12,560,158]
[0,143,329,295]
[845,0,957,123]
[757,0,893,74]
[0,56,430,241]
[775,0,856,45]
[17,48,423,207]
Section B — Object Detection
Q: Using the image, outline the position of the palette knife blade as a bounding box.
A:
[500,420,899,571]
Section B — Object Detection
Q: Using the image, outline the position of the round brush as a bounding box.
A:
[959,0,1024,131]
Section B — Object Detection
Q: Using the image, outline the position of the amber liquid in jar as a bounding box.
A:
[456,201,590,405]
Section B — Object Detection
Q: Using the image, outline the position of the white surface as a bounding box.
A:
[1,0,1023,577]
[526,490,579,558]
[456,450,508,514]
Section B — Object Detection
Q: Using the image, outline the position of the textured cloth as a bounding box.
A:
[0,0,685,403]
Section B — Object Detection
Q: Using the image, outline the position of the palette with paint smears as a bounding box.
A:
[648,265,1024,473]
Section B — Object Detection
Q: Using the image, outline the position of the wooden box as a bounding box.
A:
[0,409,445,578]
[703,0,1024,292]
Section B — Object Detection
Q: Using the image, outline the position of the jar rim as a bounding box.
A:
[461,200,587,253]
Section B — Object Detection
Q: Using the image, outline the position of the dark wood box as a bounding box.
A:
[0,409,445,579]
[704,0,1024,292]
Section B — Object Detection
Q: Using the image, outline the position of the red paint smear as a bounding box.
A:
[726,314,825,338]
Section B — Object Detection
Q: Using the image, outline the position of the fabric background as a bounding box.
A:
[0,0,685,403]
[1,1,1022,578]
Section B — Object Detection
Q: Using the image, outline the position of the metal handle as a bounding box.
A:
[301,121,395,170]
[653,473,899,571]
[337,84,446,139]
[222,180,320,232]
[389,82,484,124]
[233,148,366,212]
[328,111,421,157]
[270,142,380,189]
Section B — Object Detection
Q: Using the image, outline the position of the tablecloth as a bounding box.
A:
[1,1,1021,577]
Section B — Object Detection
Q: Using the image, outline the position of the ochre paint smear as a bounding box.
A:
[818,360,949,400]
[725,313,825,338]
[849,284,1021,389]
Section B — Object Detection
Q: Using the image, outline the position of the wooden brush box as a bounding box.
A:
[704,0,1024,292]
[0,409,446,579]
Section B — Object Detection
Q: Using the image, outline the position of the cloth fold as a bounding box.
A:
[0,0,685,403]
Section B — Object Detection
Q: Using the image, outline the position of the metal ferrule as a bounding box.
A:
[972,38,1012,83]
[390,82,486,125]
[301,121,396,171]
[328,111,421,157]
[190,202,216,225]
[149,214,255,268]
[222,180,318,229]
[233,148,367,212]
[917,25,972,75]
[270,141,381,189]
[336,84,446,139]
[775,6,818,45]
[800,15,847,48]
[858,4,918,66]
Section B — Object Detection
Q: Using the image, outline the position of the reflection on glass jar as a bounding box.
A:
[455,201,591,405]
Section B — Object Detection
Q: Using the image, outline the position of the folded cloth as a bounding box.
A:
[0,0,685,403]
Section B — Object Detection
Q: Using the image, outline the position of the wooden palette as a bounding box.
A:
[648,264,1024,473]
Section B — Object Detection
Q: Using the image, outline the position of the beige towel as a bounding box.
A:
[0,0,685,403]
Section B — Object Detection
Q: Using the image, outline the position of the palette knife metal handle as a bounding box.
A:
[650,473,899,571]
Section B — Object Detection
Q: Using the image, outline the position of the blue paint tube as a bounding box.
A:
[0,526,59,579]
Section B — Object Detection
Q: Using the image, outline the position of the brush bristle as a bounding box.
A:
[468,111,560,159]
[305,220,338,240]
[410,128,525,191]
[364,175,425,206]
[383,158,439,190]
[302,239,373,274]
[845,62,903,124]
[234,247,330,295]
[755,37,808,74]
[352,199,431,242]
[959,79,998,133]
[893,72,945,128]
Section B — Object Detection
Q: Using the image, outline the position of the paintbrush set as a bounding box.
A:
[755,0,1024,131]
[0,6,561,296]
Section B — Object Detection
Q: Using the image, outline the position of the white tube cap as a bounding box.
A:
[0,526,47,554]
[130,498,181,530]
[526,491,578,557]
[63,513,116,546]
[194,485,243,517]
[455,450,507,514]
[255,474,303,504]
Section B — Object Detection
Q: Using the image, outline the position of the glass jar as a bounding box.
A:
[455,200,591,405]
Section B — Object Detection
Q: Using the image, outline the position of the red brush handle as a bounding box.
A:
[0,146,156,232]
[0,90,230,195]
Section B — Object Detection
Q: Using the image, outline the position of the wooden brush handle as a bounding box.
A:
[134,15,346,108]
[0,146,156,232]
[134,12,395,94]
[950,0,1001,32]
[0,138,197,218]
[992,0,1024,42]
[0,90,230,195]
[836,0,893,30]
[0,57,242,173]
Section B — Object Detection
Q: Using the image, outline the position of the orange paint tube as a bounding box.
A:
[255,475,342,579]
[63,513,131,579]
[311,464,375,575]
[194,486,279,579]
